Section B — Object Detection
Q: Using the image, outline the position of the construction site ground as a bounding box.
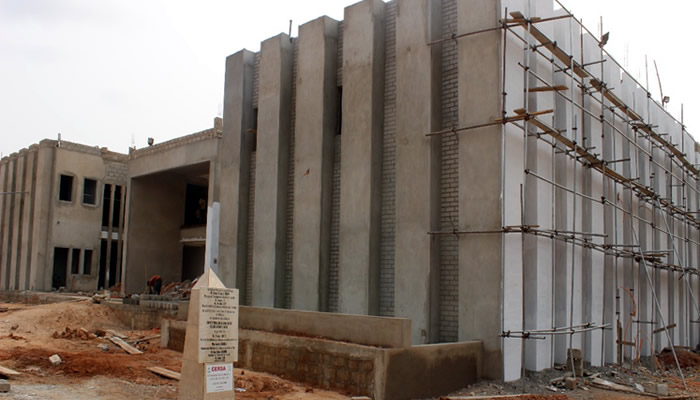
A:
[0,294,698,400]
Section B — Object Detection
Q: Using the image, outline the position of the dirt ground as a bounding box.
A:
[0,298,348,400]
[1,297,699,400]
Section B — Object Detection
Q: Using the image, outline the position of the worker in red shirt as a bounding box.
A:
[147,275,162,295]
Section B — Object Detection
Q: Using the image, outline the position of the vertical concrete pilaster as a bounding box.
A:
[0,160,7,289]
[292,16,338,311]
[5,159,18,290]
[19,151,36,290]
[394,0,441,344]
[218,50,256,291]
[338,0,385,316]
[457,0,503,379]
[29,147,49,290]
[252,34,293,308]
[10,154,27,290]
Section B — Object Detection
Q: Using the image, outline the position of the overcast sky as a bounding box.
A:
[1,0,698,157]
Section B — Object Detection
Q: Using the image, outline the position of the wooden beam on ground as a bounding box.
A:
[0,366,20,378]
[147,367,181,381]
[110,336,143,355]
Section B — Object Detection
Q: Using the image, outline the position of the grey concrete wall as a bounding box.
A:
[239,305,410,348]
[218,50,255,290]
[292,16,338,311]
[252,34,293,308]
[338,0,385,316]
[124,173,185,293]
[394,0,441,344]
[457,0,503,379]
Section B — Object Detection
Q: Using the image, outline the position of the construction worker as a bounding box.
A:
[147,274,162,295]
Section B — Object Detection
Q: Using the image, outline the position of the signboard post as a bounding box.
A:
[178,268,239,399]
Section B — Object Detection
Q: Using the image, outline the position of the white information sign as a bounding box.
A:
[205,363,233,393]
[198,287,239,363]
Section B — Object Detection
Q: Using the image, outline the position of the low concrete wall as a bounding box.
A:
[241,306,411,348]
[0,291,85,304]
[162,319,482,400]
[174,303,411,348]
[105,302,177,330]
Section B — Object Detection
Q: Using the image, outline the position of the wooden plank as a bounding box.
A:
[105,329,127,339]
[616,340,636,347]
[147,366,181,381]
[653,323,677,334]
[110,336,143,355]
[590,378,655,398]
[528,85,568,92]
[510,11,589,79]
[0,365,20,378]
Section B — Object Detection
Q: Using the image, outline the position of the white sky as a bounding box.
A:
[1,0,698,156]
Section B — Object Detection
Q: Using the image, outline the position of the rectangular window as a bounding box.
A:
[83,178,97,205]
[83,249,93,275]
[71,248,81,274]
[59,174,73,202]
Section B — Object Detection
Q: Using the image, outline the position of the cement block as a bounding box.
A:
[0,379,9,392]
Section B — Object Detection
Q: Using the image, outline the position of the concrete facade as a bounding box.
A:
[0,140,128,292]
[4,0,700,384]
[213,0,700,381]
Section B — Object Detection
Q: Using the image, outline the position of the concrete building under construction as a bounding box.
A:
[1,0,698,382]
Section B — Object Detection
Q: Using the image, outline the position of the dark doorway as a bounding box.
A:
[99,240,120,289]
[182,245,205,282]
[52,247,69,289]
[109,241,118,288]
[184,184,208,226]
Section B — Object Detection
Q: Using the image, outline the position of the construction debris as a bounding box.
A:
[49,354,62,366]
[52,327,97,340]
[109,336,143,355]
[147,366,180,381]
[0,379,9,393]
[0,366,20,378]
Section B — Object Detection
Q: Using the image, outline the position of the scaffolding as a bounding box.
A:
[426,0,699,390]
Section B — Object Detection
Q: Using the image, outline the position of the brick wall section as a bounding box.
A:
[252,52,261,108]
[328,136,341,312]
[379,1,397,317]
[337,22,344,87]
[239,339,375,396]
[245,152,256,305]
[284,39,299,309]
[439,0,459,342]
[105,161,128,184]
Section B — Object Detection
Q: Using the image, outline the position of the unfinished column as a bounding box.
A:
[252,34,293,308]
[292,16,338,311]
[218,50,255,290]
[394,0,441,344]
[457,0,503,379]
[337,0,385,316]
[30,143,54,290]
